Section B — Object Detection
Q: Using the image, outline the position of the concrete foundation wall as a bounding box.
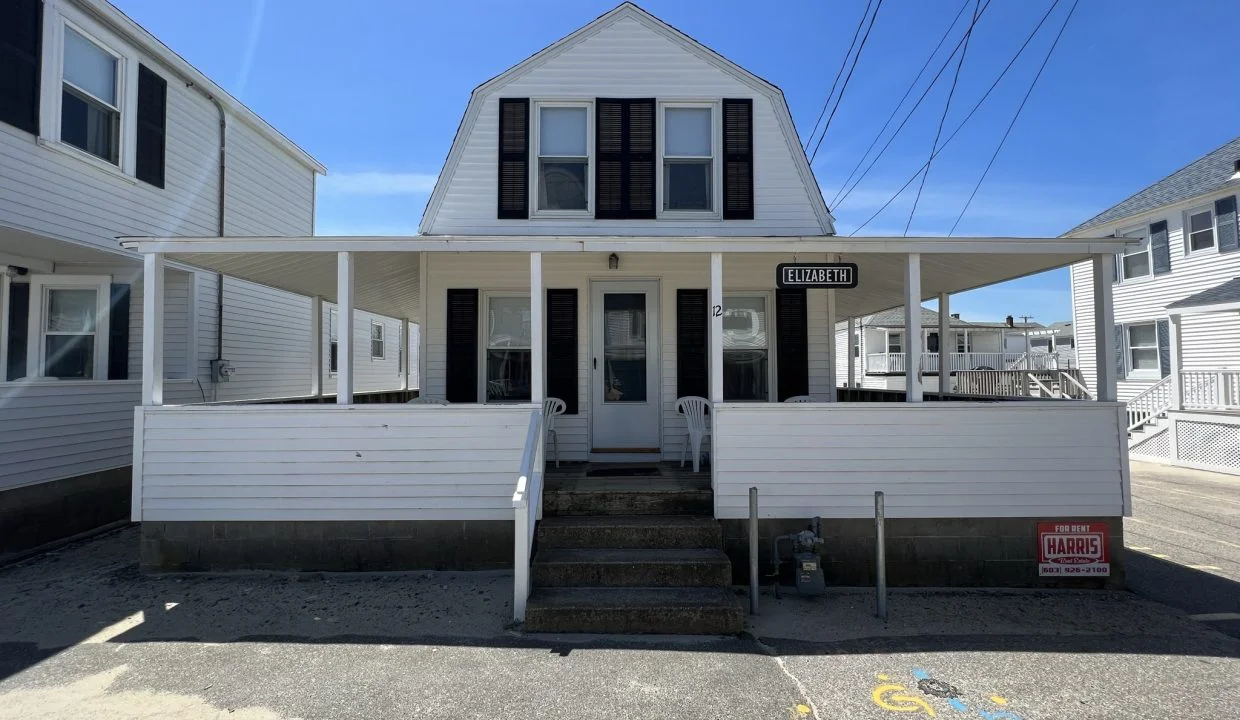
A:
[140,520,513,572]
[0,467,131,562]
[720,517,1125,589]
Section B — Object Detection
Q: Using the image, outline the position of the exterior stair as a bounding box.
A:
[524,473,743,635]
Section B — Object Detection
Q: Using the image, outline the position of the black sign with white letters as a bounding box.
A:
[776,263,858,289]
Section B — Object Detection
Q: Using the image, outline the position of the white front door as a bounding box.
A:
[590,280,660,452]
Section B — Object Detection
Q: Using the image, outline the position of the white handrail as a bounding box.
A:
[1027,373,1055,397]
[1060,371,1094,400]
[512,407,544,622]
[1125,376,1171,431]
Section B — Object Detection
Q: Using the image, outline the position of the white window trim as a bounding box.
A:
[26,275,112,380]
[721,291,775,402]
[1124,321,1160,379]
[38,4,139,176]
[657,100,722,220]
[530,100,592,219]
[1116,224,1153,283]
[886,330,903,354]
[370,321,385,360]
[1184,205,1217,255]
[480,291,532,404]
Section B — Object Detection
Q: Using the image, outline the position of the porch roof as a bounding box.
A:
[1166,276,1240,316]
[118,234,1134,323]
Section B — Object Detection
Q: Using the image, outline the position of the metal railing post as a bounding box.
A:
[875,490,887,621]
[749,487,759,615]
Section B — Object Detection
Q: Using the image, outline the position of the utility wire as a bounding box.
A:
[846,0,1062,236]
[903,0,980,236]
[804,0,874,151]
[829,0,972,208]
[948,0,1079,235]
[833,0,993,212]
[809,0,885,166]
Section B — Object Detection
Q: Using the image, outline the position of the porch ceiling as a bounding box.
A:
[168,251,421,322]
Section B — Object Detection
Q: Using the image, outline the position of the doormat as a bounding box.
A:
[585,466,661,478]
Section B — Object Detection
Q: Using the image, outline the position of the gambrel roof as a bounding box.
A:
[417,2,834,235]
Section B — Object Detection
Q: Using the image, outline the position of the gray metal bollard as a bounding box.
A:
[749,486,759,614]
[875,490,887,621]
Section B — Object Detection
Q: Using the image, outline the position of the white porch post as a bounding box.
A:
[141,253,165,406]
[1092,253,1116,402]
[336,252,354,405]
[846,316,856,389]
[1169,313,1183,411]
[904,253,922,402]
[530,252,544,404]
[826,289,838,401]
[938,292,950,395]
[709,253,724,404]
[310,296,323,397]
[401,319,411,391]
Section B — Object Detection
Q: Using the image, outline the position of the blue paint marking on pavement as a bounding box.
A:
[912,668,931,681]
[949,698,969,712]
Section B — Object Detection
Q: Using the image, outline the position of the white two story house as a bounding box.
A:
[1068,135,1240,474]
[0,0,412,561]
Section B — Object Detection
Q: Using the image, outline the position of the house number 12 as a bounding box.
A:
[712,305,722,317]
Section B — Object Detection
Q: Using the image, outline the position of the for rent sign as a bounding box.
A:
[1037,522,1110,576]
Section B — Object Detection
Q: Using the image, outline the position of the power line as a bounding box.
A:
[846,0,1063,236]
[804,0,874,152]
[832,0,993,212]
[808,0,885,166]
[948,0,1079,235]
[829,0,972,208]
[904,0,981,236]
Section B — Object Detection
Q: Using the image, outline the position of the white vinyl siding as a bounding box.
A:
[422,15,825,236]
[222,120,315,235]
[134,405,533,521]
[1070,190,1240,401]
[713,403,1128,518]
[319,303,404,394]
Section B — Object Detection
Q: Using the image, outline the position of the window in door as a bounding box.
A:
[485,295,531,402]
[722,295,769,401]
[602,293,648,402]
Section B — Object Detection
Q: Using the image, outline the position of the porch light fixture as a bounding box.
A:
[608,253,620,270]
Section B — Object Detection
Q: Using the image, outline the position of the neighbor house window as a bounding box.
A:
[954,331,971,353]
[370,322,385,360]
[887,332,903,354]
[328,308,338,374]
[28,276,110,379]
[1126,323,1159,375]
[61,26,121,164]
[1186,206,1216,252]
[536,104,588,212]
[485,296,531,401]
[722,295,769,401]
[1119,226,1151,280]
[662,105,713,211]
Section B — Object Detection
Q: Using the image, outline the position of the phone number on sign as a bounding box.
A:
[1038,564,1109,576]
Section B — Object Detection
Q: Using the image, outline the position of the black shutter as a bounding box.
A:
[108,284,130,380]
[135,65,167,188]
[0,0,41,135]
[1114,324,1125,381]
[497,98,529,219]
[595,98,655,219]
[776,289,809,401]
[721,98,754,220]
[6,282,29,381]
[1150,220,1170,275]
[546,289,578,414]
[1217,195,1238,254]
[676,289,708,399]
[1156,319,1170,379]
[445,289,479,402]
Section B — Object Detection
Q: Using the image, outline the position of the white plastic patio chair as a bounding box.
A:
[784,395,815,403]
[406,395,449,405]
[543,397,567,467]
[675,396,712,473]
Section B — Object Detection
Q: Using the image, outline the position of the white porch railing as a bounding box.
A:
[869,352,1059,374]
[1181,369,1240,411]
[1126,376,1171,431]
[512,406,545,622]
[953,369,1089,399]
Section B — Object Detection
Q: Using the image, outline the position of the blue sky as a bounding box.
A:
[113,0,1240,323]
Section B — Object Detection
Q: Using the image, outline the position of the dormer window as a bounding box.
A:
[662,105,714,212]
[535,103,590,213]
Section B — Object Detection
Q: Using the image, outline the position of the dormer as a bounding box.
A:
[419,3,833,237]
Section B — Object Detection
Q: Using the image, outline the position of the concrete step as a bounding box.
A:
[532,548,732,587]
[544,489,713,516]
[524,587,745,634]
[537,515,722,550]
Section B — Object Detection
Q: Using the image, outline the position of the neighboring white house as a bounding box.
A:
[118,3,1131,629]
[0,0,412,560]
[1067,135,1240,474]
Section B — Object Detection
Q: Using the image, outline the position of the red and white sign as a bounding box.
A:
[1037,522,1110,576]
